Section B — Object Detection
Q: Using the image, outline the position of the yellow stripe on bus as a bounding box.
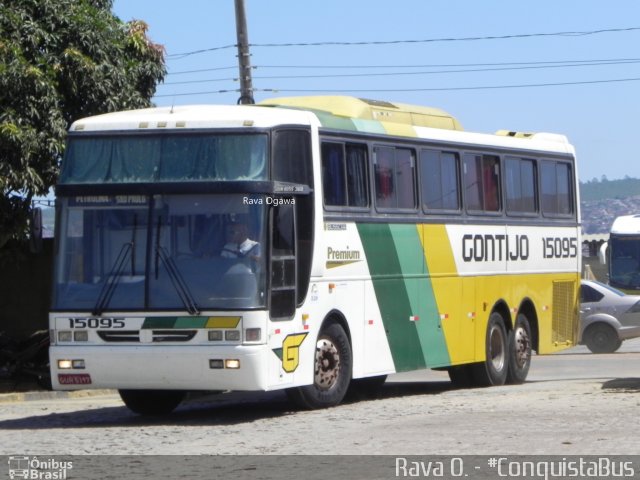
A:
[418,225,475,364]
[205,316,242,328]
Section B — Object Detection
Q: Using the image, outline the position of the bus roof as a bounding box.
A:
[260,96,463,131]
[68,96,574,156]
[69,104,320,132]
[611,215,640,235]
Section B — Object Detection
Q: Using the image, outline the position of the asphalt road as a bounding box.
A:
[388,337,640,383]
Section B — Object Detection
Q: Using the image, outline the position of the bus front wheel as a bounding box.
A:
[286,321,352,409]
[472,312,508,386]
[119,389,185,415]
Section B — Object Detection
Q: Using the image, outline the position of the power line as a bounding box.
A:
[166,57,640,76]
[168,66,237,76]
[156,89,240,98]
[252,57,640,70]
[155,76,640,97]
[166,26,640,59]
[165,57,640,76]
[160,59,640,86]
[262,76,640,92]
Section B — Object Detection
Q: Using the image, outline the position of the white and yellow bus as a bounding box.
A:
[50,96,580,414]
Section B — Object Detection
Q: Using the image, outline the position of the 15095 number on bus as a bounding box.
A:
[542,237,578,259]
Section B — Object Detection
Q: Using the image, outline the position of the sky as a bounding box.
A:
[111,0,640,183]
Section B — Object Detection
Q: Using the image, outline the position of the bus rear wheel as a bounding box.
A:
[119,389,185,415]
[471,312,508,386]
[506,313,532,384]
[286,321,352,409]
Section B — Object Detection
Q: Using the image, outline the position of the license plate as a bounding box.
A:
[58,373,92,385]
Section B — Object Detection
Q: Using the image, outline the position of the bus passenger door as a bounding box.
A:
[267,203,301,388]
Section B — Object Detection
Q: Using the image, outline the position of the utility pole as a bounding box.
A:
[234,0,254,104]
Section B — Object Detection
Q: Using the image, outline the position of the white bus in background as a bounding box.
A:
[598,215,640,291]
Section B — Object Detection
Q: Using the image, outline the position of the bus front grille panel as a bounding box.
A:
[552,280,576,344]
[97,330,140,342]
[96,330,197,343]
[151,330,197,342]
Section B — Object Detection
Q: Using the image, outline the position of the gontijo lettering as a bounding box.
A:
[462,234,529,262]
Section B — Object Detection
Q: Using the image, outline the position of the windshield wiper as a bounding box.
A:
[92,214,138,316]
[155,215,200,315]
[92,242,133,316]
[155,246,200,315]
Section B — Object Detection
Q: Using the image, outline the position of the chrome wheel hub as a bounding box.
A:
[315,338,340,390]
[489,324,506,372]
[513,326,530,368]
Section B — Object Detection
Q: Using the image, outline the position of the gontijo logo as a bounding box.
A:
[8,457,73,479]
[281,333,308,373]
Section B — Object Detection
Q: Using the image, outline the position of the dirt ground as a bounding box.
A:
[0,375,638,455]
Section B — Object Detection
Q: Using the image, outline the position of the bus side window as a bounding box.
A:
[374,146,416,210]
[463,153,501,213]
[322,142,346,206]
[541,160,574,216]
[321,142,368,208]
[505,157,537,214]
[420,149,460,211]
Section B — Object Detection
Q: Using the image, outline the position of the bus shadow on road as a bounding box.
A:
[346,380,453,404]
[601,377,640,391]
[0,380,456,430]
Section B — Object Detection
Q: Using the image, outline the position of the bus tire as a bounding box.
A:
[506,313,532,384]
[119,389,185,415]
[286,321,352,409]
[471,312,508,386]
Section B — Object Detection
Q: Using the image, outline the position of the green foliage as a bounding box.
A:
[0,0,166,248]
[580,177,640,201]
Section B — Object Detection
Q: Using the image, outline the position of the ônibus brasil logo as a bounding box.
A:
[7,456,73,480]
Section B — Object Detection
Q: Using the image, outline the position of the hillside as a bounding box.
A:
[580,177,640,234]
[580,177,640,201]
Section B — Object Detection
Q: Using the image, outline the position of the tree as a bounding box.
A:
[0,0,166,249]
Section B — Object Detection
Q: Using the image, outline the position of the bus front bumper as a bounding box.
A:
[49,345,270,392]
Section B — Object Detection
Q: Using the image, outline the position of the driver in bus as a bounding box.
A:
[221,220,261,261]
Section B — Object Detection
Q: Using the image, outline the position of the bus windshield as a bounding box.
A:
[53,194,267,311]
[60,133,268,183]
[609,235,640,289]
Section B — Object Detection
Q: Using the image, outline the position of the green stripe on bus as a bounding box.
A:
[388,225,450,367]
[315,111,358,131]
[142,317,177,329]
[357,223,426,372]
[352,118,387,135]
[142,316,211,329]
[174,317,208,328]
